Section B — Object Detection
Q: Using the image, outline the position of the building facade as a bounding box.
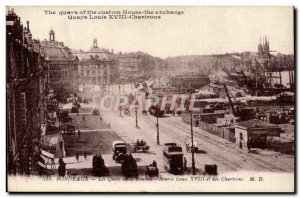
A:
[74,39,114,88]
[41,29,78,96]
[7,10,48,175]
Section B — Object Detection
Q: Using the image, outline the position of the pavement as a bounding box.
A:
[49,101,293,177]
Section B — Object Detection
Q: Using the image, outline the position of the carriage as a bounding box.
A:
[185,138,198,153]
[132,140,150,153]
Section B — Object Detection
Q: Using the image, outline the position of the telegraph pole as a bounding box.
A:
[135,93,139,128]
[119,84,122,116]
[190,112,196,175]
[135,108,138,128]
[156,109,160,145]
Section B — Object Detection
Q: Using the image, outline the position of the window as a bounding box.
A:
[81,70,84,76]
[92,70,96,75]
[92,77,96,84]
[86,70,90,75]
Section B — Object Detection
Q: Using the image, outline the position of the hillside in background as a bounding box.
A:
[164,54,241,75]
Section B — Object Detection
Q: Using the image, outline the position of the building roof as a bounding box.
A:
[236,119,278,129]
[43,46,76,61]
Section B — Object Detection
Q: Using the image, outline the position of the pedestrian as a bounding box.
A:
[59,141,64,150]
[247,140,251,151]
[76,153,79,162]
[50,158,56,173]
[77,130,81,137]
[239,140,243,149]
[84,151,87,160]
[100,116,102,121]
[82,115,85,121]
[183,157,187,170]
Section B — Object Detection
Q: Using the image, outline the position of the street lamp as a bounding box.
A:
[190,112,196,175]
[155,108,160,145]
[119,84,122,117]
[135,108,138,128]
[135,94,139,128]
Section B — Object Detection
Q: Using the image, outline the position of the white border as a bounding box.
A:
[0,0,298,197]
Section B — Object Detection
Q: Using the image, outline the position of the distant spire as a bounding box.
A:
[26,21,30,32]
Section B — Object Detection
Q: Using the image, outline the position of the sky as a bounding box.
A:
[9,6,294,58]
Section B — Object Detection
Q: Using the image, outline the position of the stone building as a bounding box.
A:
[73,39,114,88]
[234,119,282,148]
[41,29,78,96]
[7,10,48,174]
[116,53,140,82]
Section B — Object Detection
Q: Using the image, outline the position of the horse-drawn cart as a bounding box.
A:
[132,140,150,153]
[185,137,198,153]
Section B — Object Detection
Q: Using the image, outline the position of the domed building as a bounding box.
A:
[73,39,115,89]
[41,29,78,96]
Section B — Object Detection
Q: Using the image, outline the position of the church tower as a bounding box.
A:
[258,37,263,55]
[93,38,98,48]
[49,28,55,41]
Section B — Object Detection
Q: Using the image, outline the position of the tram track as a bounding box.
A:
[163,117,288,172]
[144,116,241,171]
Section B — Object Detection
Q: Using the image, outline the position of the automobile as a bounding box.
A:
[59,110,69,118]
[47,124,60,131]
[112,140,127,163]
[83,98,89,104]
[60,124,75,134]
[77,96,83,103]
[93,109,100,115]
[71,107,79,113]
[60,116,72,124]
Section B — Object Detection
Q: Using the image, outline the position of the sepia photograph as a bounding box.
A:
[6,6,295,192]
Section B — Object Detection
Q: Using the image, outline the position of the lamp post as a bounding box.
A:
[156,109,160,145]
[135,93,139,128]
[135,108,138,128]
[190,112,196,175]
[119,84,122,116]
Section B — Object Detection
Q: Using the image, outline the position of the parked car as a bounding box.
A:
[112,140,127,163]
[71,107,79,113]
[93,109,100,115]
[61,124,75,134]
